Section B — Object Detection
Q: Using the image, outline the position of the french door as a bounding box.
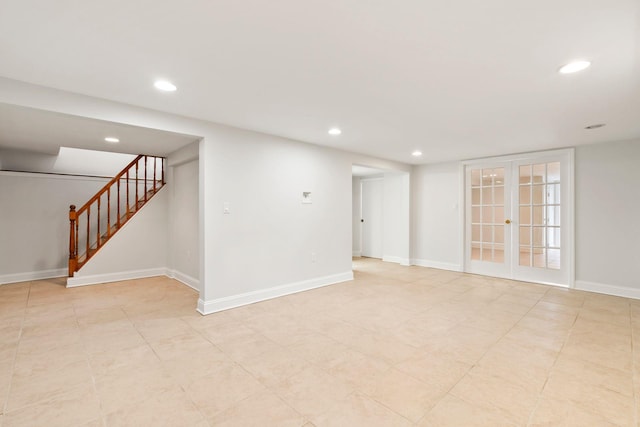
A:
[464,150,573,287]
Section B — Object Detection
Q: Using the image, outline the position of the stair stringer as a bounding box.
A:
[66,187,168,287]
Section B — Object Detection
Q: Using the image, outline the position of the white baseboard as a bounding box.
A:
[352,251,362,257]
[382,256,411,266]
[66,267,166,287]
[411,258,462,272]
[197,271,354,315]
[166,269,200,292]
[0,268,67,285]
[575,280,640,300]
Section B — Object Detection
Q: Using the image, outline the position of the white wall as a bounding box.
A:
[0,172,108,283]
[352,176,361,256]
[411,162,462,271]
[575,139,640,295]
[68,188,169,285]
[382,172,410,265]
[201,129,353,311]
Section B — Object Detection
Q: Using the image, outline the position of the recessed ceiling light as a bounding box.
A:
[585,123,606,129]
[104,137,120,143]
[412,150,422,157]
[559,60,591,74]
[154,80,177,92]
[328,128,342,136]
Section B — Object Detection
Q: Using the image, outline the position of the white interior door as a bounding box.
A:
[361,178,383,258]
[465,163,512,278]
[464,150,573,287]
[512,154,572,285]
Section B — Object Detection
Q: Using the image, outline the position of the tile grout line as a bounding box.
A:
[629,302,637,427]
[1,281,32,418]
[70,293,108,427]
[525,295,583,426]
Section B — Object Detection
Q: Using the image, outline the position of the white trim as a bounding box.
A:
[460,148,576,166]
[567,149,576,288]
[0,170,113,182]
[66,268,166,287]
[411,259,462,272]
[458,162,466,276]
[382,255,410,266]
[0,268,67,285]
[575,280,640,300]
[166,269,200,292]
[197,271,354,315]
[352,251,362,257]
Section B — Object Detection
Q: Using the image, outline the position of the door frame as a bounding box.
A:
[459,148,575,288]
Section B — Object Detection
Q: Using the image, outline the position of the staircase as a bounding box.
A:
[68,155,166,277]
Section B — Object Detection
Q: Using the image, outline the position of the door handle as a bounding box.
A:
[505,219,512,224]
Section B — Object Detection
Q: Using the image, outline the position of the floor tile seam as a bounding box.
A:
[212,382,305,424]
[171,386,219,426]
[70,298,108,426]
[2,282,32,417]
[524,393,545,427]
[456,287,553,421]
[123,307,174,367]
[1,301,101,418]
[630,318,638,427]
[545,387,634,425]
[169,360,215,427]
[184,319,232,362]
[531,302,582,424]
[100,384,204,425]
[2,376,97,417]
[268,378,349,425]
[447,385,525,425]
[397,359,473,409]
[342,388,418,425]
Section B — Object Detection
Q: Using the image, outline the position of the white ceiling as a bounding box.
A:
[0,0,638,164]
[0,103,199,156]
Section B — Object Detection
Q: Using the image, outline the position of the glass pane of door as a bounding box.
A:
[518,162,561,270]
[470,167,505,263]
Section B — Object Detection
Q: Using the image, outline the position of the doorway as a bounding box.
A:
[351,165,410,265]
[463,149,574,287]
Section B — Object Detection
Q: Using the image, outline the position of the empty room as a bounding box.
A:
[1,1,639,426]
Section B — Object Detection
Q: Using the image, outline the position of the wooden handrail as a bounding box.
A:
[69,154,166,277]
[75,155,144,216]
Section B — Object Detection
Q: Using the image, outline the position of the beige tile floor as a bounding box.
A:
[1,258,638,426]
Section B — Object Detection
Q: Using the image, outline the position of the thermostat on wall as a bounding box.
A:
[302,192,312,204]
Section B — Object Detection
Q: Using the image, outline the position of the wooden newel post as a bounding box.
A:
[69,205,77,277]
